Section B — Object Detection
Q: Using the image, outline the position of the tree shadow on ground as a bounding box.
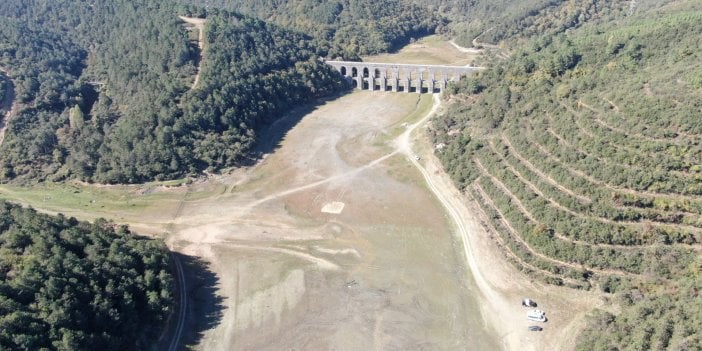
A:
[238,88,352,167]
[157,252,224,350]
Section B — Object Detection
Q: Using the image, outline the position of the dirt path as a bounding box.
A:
[473,157,641,279]
[501,135,591,203]
[406,96,607,351]
[471,27,501,50]
[0,91,610,350]
[531,127,702,202]
[488,140,701,236]
[577,100,672,143]
[179,16,205,90]
[0,67,16,145]
[557,103,676,160]
[160,93,501,350]
[449,40,483,54]
[470,180,588,288]
[244,150,400,210]
[480,145,656,251]
[470,29,513,61]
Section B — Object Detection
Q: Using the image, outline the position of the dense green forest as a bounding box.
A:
[432,0,702,348]
[0,201,172,350]
[1,0,629,184]
[410,0,629,47]
[0,0,345,183]
[180,0,439,58]
[181,0,619,54]
[1,0,701,348]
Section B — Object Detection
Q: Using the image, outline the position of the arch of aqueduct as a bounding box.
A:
[325,61,483,94]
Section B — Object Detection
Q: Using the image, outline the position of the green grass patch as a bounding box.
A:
[379,94,433,143]
[383,153,426,188]
[362,35,477,66]
[0,182,183,219]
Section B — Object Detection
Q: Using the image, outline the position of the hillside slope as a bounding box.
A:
[416,0,628,47]
[0,201,172,350]
[432,0,702,349]
[0,0,345,183]
[180,0,439,58]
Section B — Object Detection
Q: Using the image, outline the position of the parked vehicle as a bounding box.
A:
[528,325,543,331]
[522,298,537,307]
[527,309,547,322]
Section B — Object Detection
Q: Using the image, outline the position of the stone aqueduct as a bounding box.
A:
[325,61,483,94]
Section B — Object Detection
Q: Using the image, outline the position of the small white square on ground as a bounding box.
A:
[321,201,345,214]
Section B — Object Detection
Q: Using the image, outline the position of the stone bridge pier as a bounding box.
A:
[325,60,483,94]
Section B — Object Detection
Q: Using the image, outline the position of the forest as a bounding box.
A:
[407,0,631,48]
[432,0,702,349]
[1,0,701,348]
[180,0,440,58]
[1,0,588,184]
[0,201,173,350]
[0,0,678,184]
[0,0,345,183]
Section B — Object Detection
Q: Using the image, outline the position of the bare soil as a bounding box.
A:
[162,91,606,350]
[159,92,499,350]
[0,90,611,350]
[362,35,479,66]
[0,36,609,350]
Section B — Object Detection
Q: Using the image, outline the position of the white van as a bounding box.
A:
[527,309,546,322]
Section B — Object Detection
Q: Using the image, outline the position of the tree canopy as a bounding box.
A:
[0,0,346,183]
[180,0,440,58]
[0,201,173,350]
[432,1,702,349]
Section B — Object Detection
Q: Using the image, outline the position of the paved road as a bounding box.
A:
[167,253,187,351]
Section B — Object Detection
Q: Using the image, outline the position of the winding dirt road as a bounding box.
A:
[160,92,501,350]
[179,16,206,90]
[399,95,532,349]
[449,40,483,54]
[0,67,16,145]
[405,96,605,351]
[143,91,605,351]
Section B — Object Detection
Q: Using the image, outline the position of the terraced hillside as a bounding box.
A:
[432,1,702,348]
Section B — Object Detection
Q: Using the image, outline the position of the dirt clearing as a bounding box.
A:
[160,92,499,350]
[362,35,479,66]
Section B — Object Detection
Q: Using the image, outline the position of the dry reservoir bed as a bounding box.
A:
[168,92,499,350]
[0,36,604,351]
